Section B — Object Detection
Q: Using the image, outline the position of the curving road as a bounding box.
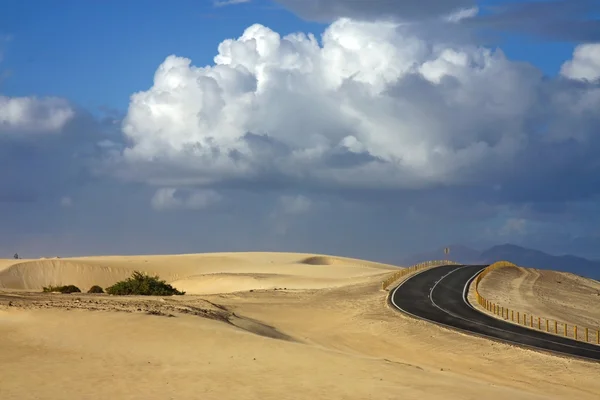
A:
[390,264,600,362]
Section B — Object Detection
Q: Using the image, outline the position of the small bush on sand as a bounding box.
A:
[43,285,81,294]
[105,271,185,296]
[87,285,104,294]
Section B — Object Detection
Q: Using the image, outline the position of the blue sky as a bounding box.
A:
[1,0,600,264]
[1,0,324,111]
[0,0,583,112]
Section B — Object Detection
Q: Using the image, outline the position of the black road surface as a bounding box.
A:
[390,264,600,361]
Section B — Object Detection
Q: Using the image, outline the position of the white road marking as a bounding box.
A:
[429,266,600,353]
[390,265,600,362]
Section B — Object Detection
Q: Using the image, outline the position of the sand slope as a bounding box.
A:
[0,258,21,272]
[0,252,397,294]
[1,253,599,399]
[477,265,600,330]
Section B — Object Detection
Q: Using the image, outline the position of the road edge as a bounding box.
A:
[388,265,600,364]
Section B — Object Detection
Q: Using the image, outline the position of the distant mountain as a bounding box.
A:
[403,243,600,280]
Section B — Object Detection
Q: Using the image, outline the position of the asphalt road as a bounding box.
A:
[390,264,600,361]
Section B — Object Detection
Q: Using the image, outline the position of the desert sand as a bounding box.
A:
[0,253,395,294]
[477,264,600,333]
[1,253,600,400]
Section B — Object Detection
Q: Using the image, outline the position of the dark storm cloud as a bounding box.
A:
[275,0,600,42]
[274,0,475,22]
[465,0,600,42]
[0,107,122,203]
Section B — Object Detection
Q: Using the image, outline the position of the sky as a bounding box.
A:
[1,0,600,263]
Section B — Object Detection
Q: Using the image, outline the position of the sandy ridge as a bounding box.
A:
[474,264,600,340]
[0,252,397,294]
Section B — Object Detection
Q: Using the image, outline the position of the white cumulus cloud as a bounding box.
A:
[560,44,600,82]
[0,95,74,133]
[115,18,600,196]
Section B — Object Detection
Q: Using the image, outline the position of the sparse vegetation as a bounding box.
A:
[105,271,185,296]
[87,285,104,294]
[42,285,81,294]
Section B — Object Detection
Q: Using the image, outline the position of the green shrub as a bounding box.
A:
[87,285,104,294]
[42,284,81,294]
[105,271,185,296]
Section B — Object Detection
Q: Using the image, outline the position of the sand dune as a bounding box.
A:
[0,252,397,294]
[169,272,378,295]
[0,259,21,272]
[477,264,600,330]
[0,259,140,292]
[1,252,599,399]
